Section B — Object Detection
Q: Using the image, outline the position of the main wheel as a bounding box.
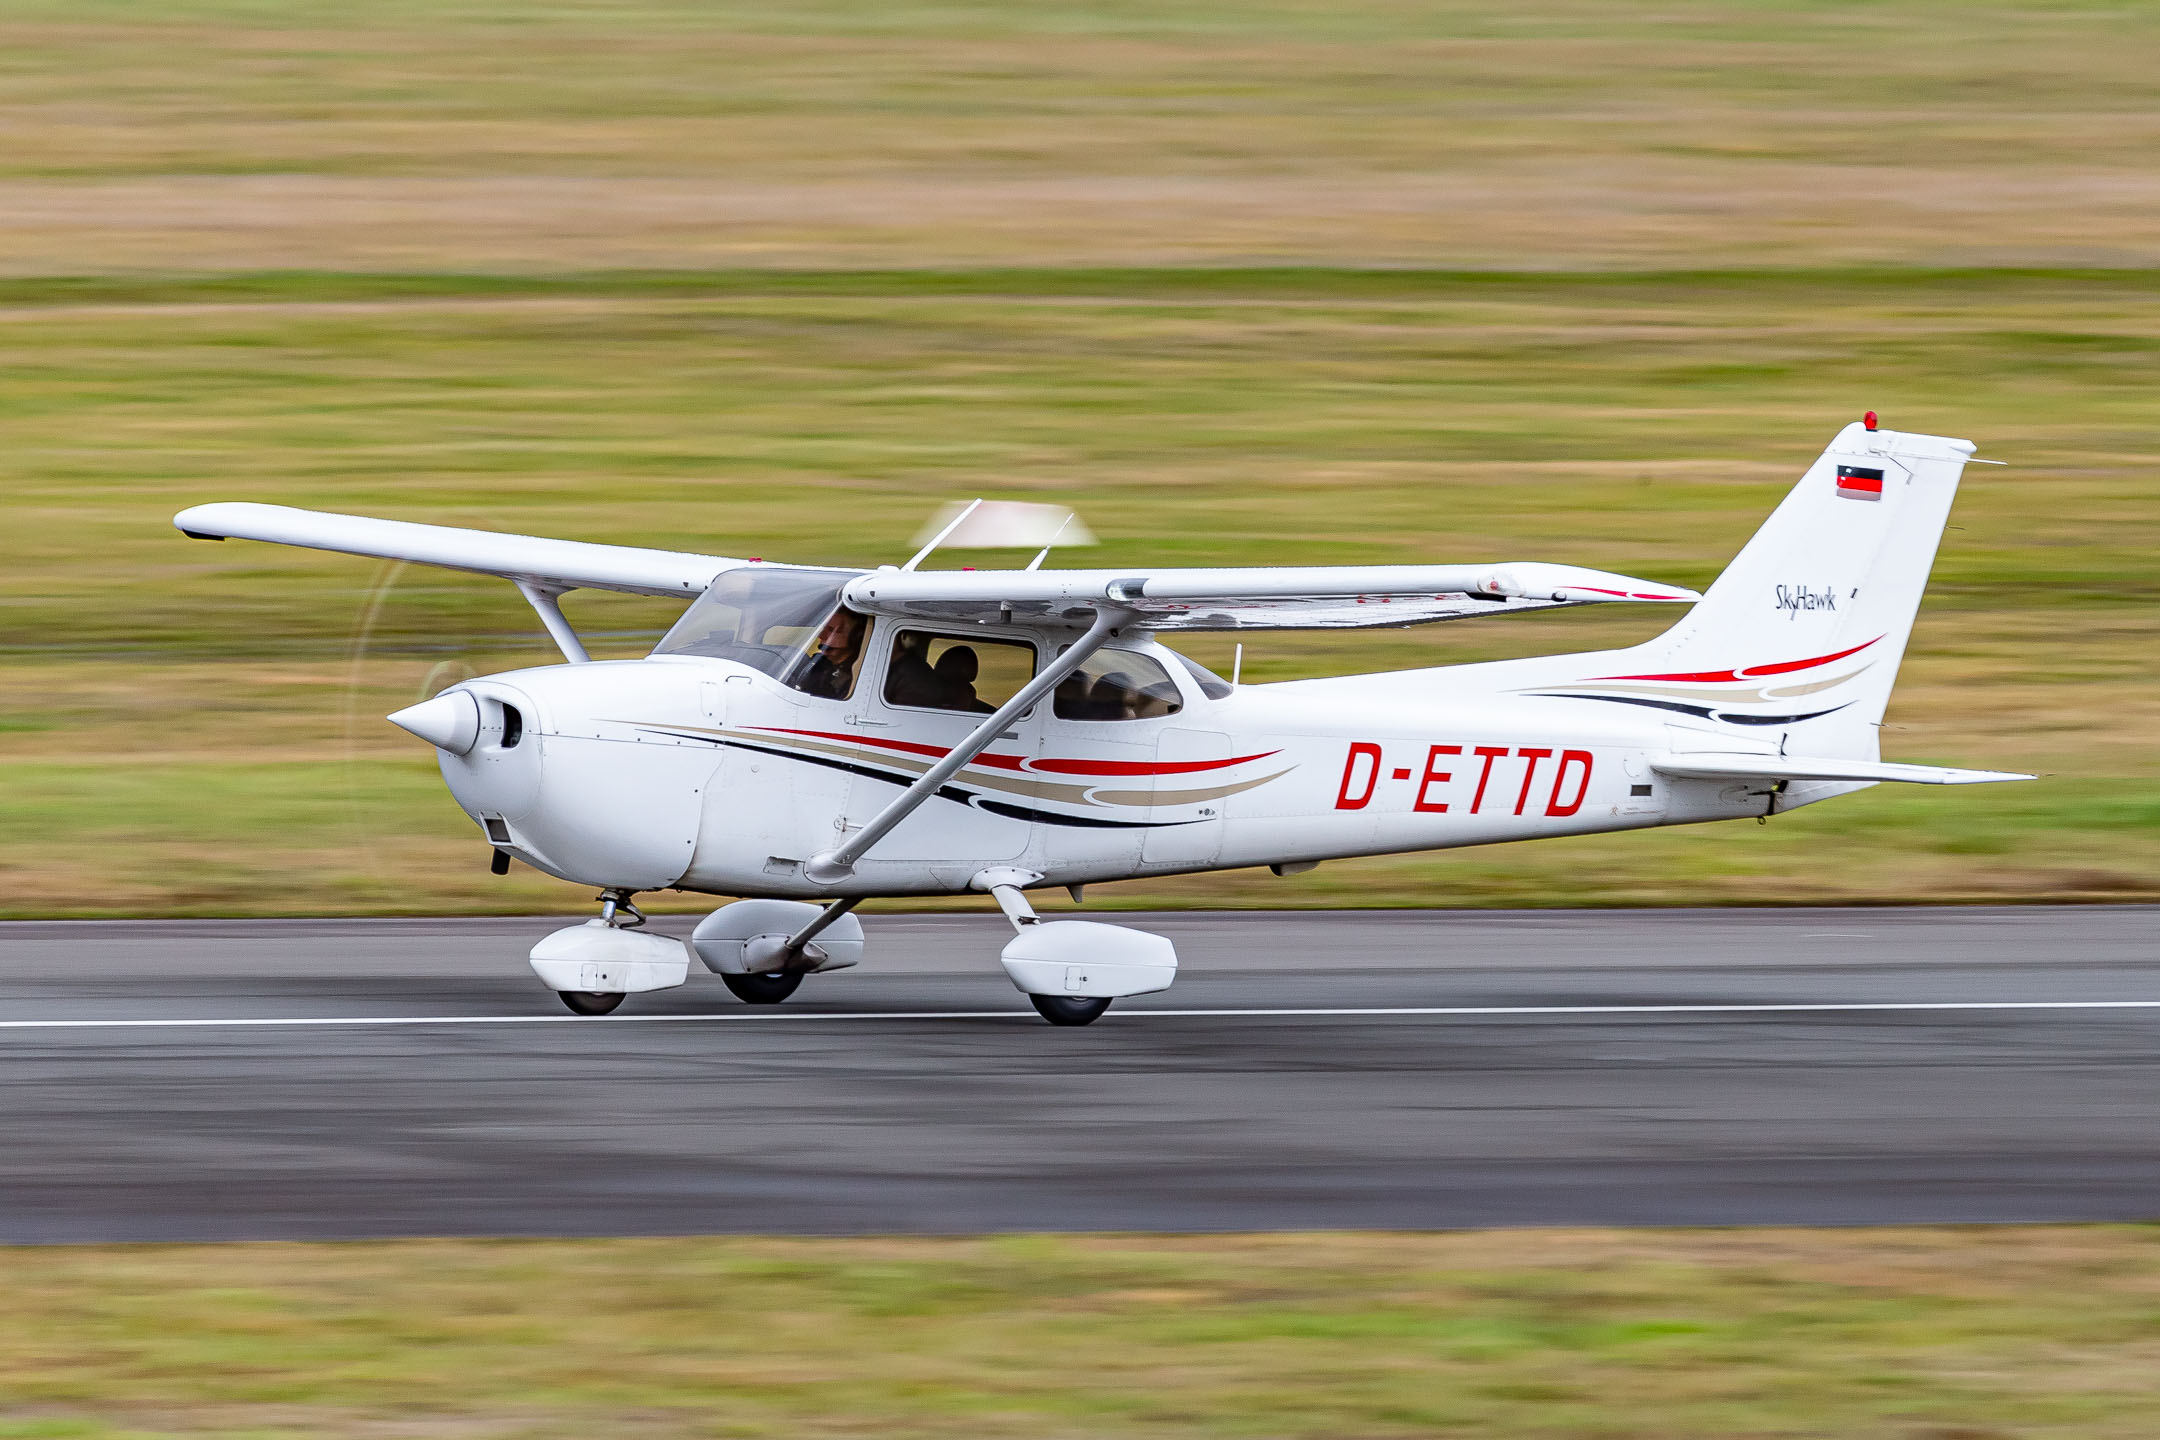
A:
[721,970,804,1005]
[558,990,625,1016]
[1030,994,1112,1027]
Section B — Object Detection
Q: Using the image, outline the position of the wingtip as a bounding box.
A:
[173,504,224,539]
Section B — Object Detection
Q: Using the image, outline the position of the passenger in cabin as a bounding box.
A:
[934,645,994,712]
[1090,673,1142,720]
[1053,670,1092,717]
[887,631,941,708]
[1053,651,1186,721]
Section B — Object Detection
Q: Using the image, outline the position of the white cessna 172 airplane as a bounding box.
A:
[176,416,2028,1024]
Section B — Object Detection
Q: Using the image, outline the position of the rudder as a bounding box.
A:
[1611,420,1974,760]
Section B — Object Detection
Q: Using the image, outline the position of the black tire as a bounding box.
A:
[558,990,624,1016]
[1030,994,1112,1027]
[721,970,804,1005]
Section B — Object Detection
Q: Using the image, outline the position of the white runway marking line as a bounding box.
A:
[5,999,2160,1031]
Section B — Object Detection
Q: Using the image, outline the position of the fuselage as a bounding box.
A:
[436,627,1800,900]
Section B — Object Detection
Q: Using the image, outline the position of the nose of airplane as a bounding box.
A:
[386,691,480,754]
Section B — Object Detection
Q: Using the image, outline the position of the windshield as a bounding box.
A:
[651,568,866,693]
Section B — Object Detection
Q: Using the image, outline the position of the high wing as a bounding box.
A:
[843,562,1700,632]
[174,502,1700,633]
[173,502,745,597]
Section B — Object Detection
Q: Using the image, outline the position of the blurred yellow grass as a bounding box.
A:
[3,2,2160,272]
[3,1227,2159,1438]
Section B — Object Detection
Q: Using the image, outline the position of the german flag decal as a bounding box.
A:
[1835,464,1885,500]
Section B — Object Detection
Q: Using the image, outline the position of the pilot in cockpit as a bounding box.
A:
[793,608,867,700]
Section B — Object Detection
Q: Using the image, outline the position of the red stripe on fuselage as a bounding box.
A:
[1029,751,1281,777]
[1588,635,1881,685]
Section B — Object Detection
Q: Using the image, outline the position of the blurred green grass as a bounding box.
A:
[3,1227,2159,1438]
[0,1,2153,916]
[2,267,2152,916]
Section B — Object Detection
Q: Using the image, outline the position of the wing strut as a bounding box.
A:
[514,582,590,664]
[803,605,1130,885]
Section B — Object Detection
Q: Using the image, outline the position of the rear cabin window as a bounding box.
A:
[884,631,1035,715]
[1171,651,1234,699]
[1054,648,1183,721]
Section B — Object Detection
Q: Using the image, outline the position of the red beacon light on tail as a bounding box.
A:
[1863,411,1879,431]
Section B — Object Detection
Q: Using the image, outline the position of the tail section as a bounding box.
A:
[1597,420,1974,760]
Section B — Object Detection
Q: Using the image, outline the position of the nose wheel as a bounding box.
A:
[557,990,625,1016]
[1029,994,1112,1026]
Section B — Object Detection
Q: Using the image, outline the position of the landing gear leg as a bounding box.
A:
[597,888,646,929]
[547,888,655,1016]
[976,869,1116,1028]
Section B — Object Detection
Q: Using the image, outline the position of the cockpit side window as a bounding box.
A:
[651,568,871,700]
[1053,647,1184,721]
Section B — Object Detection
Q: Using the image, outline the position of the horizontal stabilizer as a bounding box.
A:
[173,502,742,597]
[1653,753,2033,786]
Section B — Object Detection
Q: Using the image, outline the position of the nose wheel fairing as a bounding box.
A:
[528,919,689,998]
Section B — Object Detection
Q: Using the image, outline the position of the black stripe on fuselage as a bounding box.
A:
[1532,693,1715,719]
[1532,693,1853,726]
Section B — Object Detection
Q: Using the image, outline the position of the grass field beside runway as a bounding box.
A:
[2,1227,2158,1437]
[1,269,2153,915]
[1,1,2156,916]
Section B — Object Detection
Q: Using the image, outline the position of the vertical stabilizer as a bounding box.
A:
[1611,421,1973,759]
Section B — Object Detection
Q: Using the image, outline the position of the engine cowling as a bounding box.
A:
[415,661,715,890]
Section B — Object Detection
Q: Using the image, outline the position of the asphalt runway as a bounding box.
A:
[1,906,2155,1243]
